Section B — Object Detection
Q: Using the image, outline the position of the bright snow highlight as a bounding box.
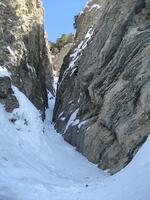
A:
[0,80,150,200]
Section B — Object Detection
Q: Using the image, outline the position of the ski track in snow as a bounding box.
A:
[0,79,150,200]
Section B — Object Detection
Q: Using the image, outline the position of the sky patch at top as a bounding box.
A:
[42,0,87,42]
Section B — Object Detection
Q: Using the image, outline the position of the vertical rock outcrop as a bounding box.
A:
[52,43,73,77]
[74,0,105,43]
[54,0,150,173]
[0,0,54,116]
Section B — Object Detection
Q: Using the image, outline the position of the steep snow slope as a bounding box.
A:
[0,82,107,200]
[79,138,150,200]
[0,81,150,200]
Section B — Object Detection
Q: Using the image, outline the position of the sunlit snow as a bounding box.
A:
[0,79,150,200]
[0,66,11,77]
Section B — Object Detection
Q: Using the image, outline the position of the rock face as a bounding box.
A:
[0,0,54,116]
[52,43,73,77]
[54,0,150,174]
[0,76,19,112]
[74,0,105,43]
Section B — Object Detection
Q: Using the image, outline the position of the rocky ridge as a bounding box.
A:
[54,0,150,173]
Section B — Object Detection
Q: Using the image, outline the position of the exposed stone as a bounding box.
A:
[52,43,73,77]
[0,0,54,116]
[0,76,19,112]
[74,0,105,43]
[0,76,12,98]
[54,0,150,173]
[5,95,19,112]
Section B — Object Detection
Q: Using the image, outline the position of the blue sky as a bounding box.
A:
[42,0,87,42]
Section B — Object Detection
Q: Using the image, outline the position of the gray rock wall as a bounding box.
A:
[54,0,150,174]
[52,43,73,77]
[75,0,106,43]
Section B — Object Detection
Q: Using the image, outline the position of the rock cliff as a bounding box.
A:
[52,43,73,77]
[54,0,150,173]
[74,0,105,43]
[0,0,54,117]
[49,34,74,77]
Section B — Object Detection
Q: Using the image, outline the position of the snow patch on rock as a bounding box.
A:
[0,66,11,77]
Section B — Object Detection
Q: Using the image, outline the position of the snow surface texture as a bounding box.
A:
[89,4,102,11]
[0,80,150,200]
